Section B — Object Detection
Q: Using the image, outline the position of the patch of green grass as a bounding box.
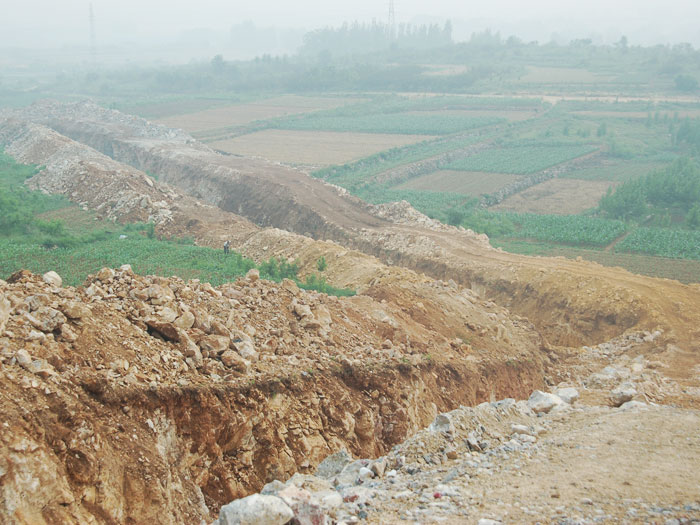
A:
[0,151,354,296]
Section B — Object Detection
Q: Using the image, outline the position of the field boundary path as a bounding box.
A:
[481,149,603,207]
[370,134,495,187]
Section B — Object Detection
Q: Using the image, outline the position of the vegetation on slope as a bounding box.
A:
[0,152,354,295]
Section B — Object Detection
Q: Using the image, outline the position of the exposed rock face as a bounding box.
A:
[0,270,543,524]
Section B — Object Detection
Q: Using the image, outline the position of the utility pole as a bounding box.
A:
[388,0,396,41]
[89,3,97,63]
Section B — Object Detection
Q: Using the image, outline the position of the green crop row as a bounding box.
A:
[615,227,700,259]
[506,213,627,246]
[446,144,598,174]
[275,113,502,135]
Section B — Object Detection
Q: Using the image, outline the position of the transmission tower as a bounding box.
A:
[388,0,396,41]
[89,3,96,62]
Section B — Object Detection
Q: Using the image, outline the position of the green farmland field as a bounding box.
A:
[276,113,503,135]
[447,144,598,174]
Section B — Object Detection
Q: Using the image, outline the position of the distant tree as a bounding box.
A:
[675,74,699,92]
[211,54,225,73]
[686,204,700,228]
[616,35,628,51]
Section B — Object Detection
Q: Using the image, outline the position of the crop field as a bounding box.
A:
[274,113,502,135]
[446,144,598,174]
[518,66,615,84]
[615,227,700,260]
[394,170,520,196]
[124,97,238,120]
[156,95,361,133]
[572,110,700,119]
[420,64,470,76]
[313,134,488,188]
[405,109,538,122]
[210,129,431,166]
[492,178,615,214]
[504,213,627,247]
[492,239,700,284]
[559,159,667,182]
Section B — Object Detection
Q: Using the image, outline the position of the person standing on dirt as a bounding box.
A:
[223,240,230,255]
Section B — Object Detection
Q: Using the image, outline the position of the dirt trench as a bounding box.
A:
[14,107,640,344]
[0,269,543,524]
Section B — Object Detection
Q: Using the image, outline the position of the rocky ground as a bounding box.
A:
[1,103,699,524]
[214,346,700,525]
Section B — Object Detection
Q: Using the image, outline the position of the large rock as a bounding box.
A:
[293,301,314,320]
[610,382,637,407]
[221,350,248,372]
[145,319,180,342]
[316,449,352,479]
[42,271,62,287]
[234,340,259,361]
[0,293,10,334]
[173,310,195,330]
[429,413,455,434]
[15,349,32,368]
[144,284,175,305]
[555,387,580,404]
[527,390,563,414]
[277,485,327,525]
[60,301,90,320]
[199,335,230,355]
[217,494,293,525]
[95,267,115,282]
[25,307,67,333]
[180,333,203,367]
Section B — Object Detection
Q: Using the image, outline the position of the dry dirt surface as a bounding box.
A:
[210,129,432,167]
[1,102,700,524]
[156,95,360,133]
[491,178,614,215]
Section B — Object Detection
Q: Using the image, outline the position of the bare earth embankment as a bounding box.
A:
[1,102,699,524]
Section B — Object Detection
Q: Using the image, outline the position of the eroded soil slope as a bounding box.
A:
[1,103,700,524]
[0,267,542,524]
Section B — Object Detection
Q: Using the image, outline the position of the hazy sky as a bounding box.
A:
[3,0,700,54]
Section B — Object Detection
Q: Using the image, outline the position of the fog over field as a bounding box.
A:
[2,0,700,62]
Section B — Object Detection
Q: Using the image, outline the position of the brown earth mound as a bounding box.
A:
[1,268,542,524]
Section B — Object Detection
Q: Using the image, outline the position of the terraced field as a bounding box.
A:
[210,129,432,166]
[394,170,519,195]
[559,159,667,182]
